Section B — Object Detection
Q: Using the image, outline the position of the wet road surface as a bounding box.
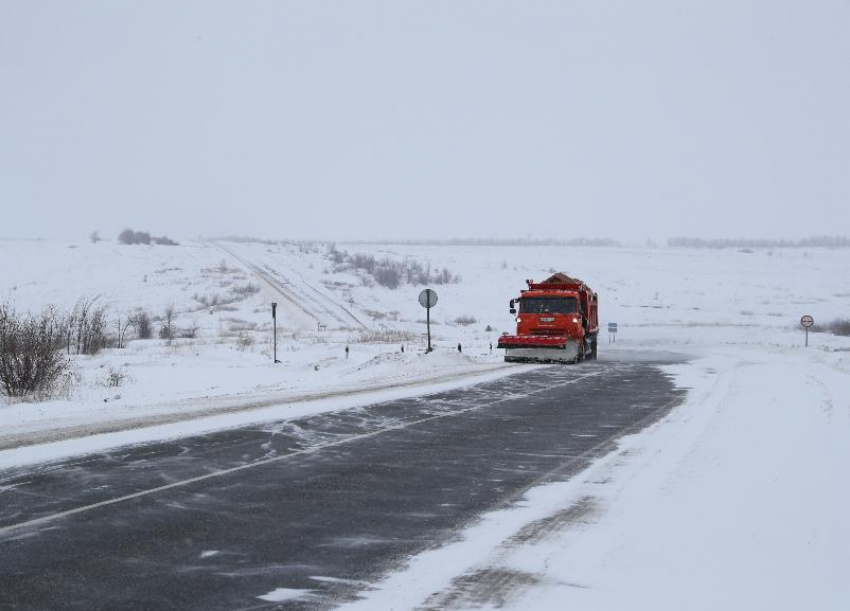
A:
[0,359,684,611]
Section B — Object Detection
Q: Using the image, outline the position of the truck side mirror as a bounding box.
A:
[509,308,516,314]
[509,299,516,314]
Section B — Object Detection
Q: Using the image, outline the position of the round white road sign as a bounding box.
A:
[801,315,814,328]
[418,288,438,309]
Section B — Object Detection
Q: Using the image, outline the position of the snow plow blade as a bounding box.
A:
[497,335,568,349]
[497,335,580,363]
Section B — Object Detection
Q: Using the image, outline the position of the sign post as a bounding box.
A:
[271,302,279,363]
[608,322,618,344]
[418,289,438,353]
[800,315,814,347]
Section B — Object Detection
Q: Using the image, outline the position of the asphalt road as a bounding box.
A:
[0,359,684,611]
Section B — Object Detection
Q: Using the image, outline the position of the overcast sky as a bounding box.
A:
[1,1,848,242]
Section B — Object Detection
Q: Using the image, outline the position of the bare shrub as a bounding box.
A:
[373,265,402,289]
[235,332,255,351]
[104,366,129,388]
[225,318,258,332]
[159,306,176,340]
[813,318,850,336]
[331,250,460,289]
[296,241,320,254]
[130,310,153,339]
[194,283,257,311]
[432,268,458,285]
[193,293,221,308]
[0,305,69,398]
[357,329,418,343]
[364,309,388,321]
[67,297,110,355]
[327,243,345,265]
[453,315,477,326]
[213,304,239,313]
[231,283,260,298]
[363,309,401,323]
[180,319,200,339]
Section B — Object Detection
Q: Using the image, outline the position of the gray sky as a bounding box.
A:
[1,1,848,242]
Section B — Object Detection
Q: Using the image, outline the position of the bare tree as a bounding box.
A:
[115,315,133,349]
[159,306,176,341]
[89,230,102,244]
[130,310,152,339]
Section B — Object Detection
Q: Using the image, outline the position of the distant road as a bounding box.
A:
[0,359,684,611]
[212,240,367,330]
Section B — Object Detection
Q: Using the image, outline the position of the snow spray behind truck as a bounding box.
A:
[497,273,599,363]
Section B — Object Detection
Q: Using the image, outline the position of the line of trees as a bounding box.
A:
[811,318,850,336]
[668,236,850,249]
[338,237,622,247]
[118,229,178,246]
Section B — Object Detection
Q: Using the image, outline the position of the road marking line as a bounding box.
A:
[0,372,604,538]
[0,362,521,452]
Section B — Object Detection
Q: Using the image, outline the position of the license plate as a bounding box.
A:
[540,317,555,322]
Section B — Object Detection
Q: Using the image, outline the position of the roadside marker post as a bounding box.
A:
[801,315,814,347]
[271,302,280,363]
[608,322,618,344]
[418,289,438,353]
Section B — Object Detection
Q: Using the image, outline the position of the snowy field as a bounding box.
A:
[2,238,850,609]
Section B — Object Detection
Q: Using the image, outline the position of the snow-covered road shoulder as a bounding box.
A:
[336,346,850,611]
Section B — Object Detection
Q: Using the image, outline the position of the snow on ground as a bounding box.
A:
[2,238,849,449]
[3,237,850,607]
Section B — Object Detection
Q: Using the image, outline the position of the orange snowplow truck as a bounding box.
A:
[497,273,599,363]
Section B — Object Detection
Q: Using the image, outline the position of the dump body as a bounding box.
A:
[497,273,599,363]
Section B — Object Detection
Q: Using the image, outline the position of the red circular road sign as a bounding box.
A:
[801,315,814,328]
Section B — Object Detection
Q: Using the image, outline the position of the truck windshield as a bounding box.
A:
[520,297,577,314]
